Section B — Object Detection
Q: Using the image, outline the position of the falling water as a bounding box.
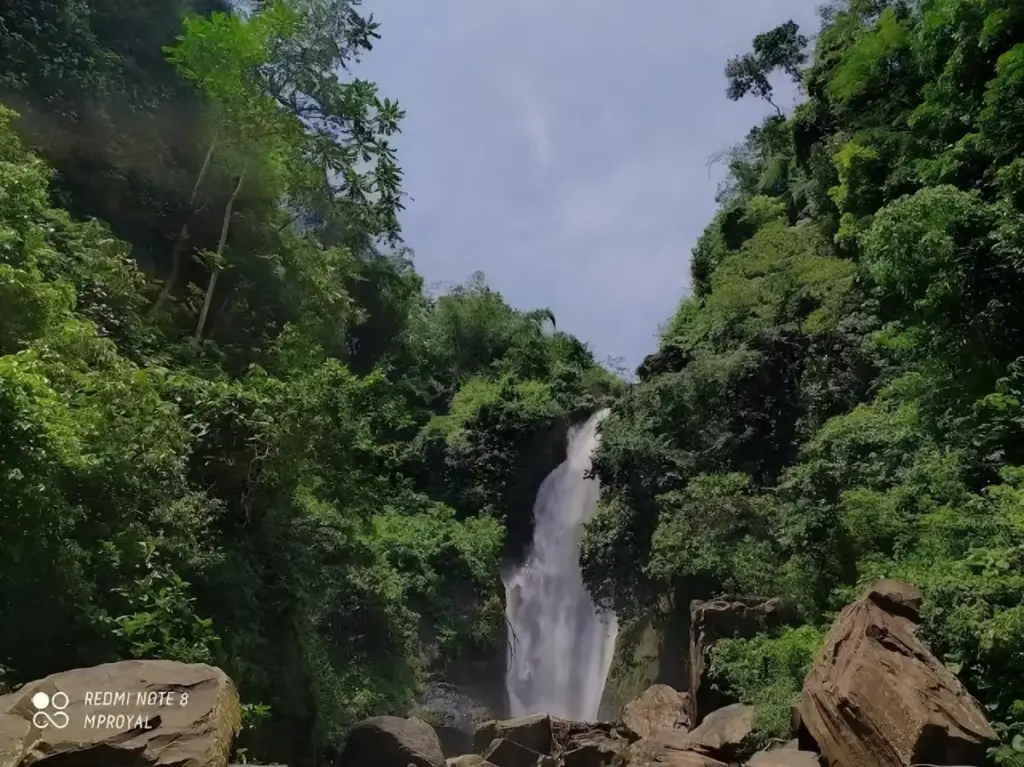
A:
[502,409,618,721]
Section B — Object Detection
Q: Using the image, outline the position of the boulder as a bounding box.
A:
[447,756,494,767]
[481,737,541,767]
[340,716,445,767]
[562,730,629,767]
[689,596,793,724]
[627,737,727,767]
[472,714,552,755]
[0,659,240,767]
[801,579,997,767]
[679,703,755,762]
[745,748,821,766]
[788,705,817,753]
[436,725,473,758]
[622,685,690,739]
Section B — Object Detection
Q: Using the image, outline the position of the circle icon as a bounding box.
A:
[30,689,70,730]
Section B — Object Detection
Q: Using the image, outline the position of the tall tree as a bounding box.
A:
[725,21,809,114]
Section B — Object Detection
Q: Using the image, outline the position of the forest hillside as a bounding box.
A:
[4,0,1024,765]
[582,0,1024,761]
[0,1,620,764]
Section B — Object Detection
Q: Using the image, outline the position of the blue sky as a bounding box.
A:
[358,1,822,370]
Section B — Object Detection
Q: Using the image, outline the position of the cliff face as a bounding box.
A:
[598,598,690,721]
[501,417,571,564]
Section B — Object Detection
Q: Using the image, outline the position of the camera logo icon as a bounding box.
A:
[31,691,70,729]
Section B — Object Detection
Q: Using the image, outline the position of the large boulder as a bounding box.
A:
[627,737,727,767]
[801,579,997,767]
[745,747,821,766]
[447,757,495,767]
[435,726,473,759]
[480,737,541,767]
[0,659,240,767]
[622,685,690,739]
[561,728,630,767]
[447,757,496,767]
[472,714,552,755]
[679,703,755,762]
[340,716,445,767]
[689,596,792,724]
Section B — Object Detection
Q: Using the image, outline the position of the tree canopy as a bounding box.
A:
[0,1,620,763]
[584,1,1024,761]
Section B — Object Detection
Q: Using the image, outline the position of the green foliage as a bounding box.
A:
[648,473,782,596]
[725,21,808,113]
[0,10,620,764]
[586,0,1024,756]
[709,626,825,749]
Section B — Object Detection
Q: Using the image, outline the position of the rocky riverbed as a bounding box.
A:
[0,580,1000,767]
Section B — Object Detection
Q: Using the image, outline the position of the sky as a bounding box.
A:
[358,1,822,371]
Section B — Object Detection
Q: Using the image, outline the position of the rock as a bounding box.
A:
[340,716,445,767]
[801,579,997,767]
[627,738,727,766]
[637,345,691,381]
[472,714,552,756]
[622,685,691,739]
[689,596,793,724]
[787,705,818,753]
[0,659,240,767]
[562,730,629,767]
[436,725,473,758]
[678,703,755,762]
[417,682,495,736]
[745,748,821,766]
[447,756,494,767]
[481,737,541,767]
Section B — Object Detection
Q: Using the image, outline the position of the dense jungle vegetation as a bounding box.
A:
[0,0,620,763]
[581,0,1024,761]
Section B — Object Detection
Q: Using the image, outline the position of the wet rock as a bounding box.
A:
[801,579,997,767]
[678,703,755,762]
[340,715,445,767]
[481,737,542,767]
[622,685,690,739]
[472,714,552,756]
[689,596,793,724]
[0,659,240,767]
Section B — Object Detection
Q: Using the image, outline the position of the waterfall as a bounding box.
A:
[502,409,618,722]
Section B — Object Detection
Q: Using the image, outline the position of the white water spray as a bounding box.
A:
[502,409,618,721]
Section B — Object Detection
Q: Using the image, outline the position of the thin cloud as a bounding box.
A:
[360,1,822,369]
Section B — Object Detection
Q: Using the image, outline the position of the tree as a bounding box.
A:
[165,0,309,342]
[725,21,808,114]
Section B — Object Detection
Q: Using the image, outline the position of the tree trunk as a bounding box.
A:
[194,165,245,344]
[151,135,217,316]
